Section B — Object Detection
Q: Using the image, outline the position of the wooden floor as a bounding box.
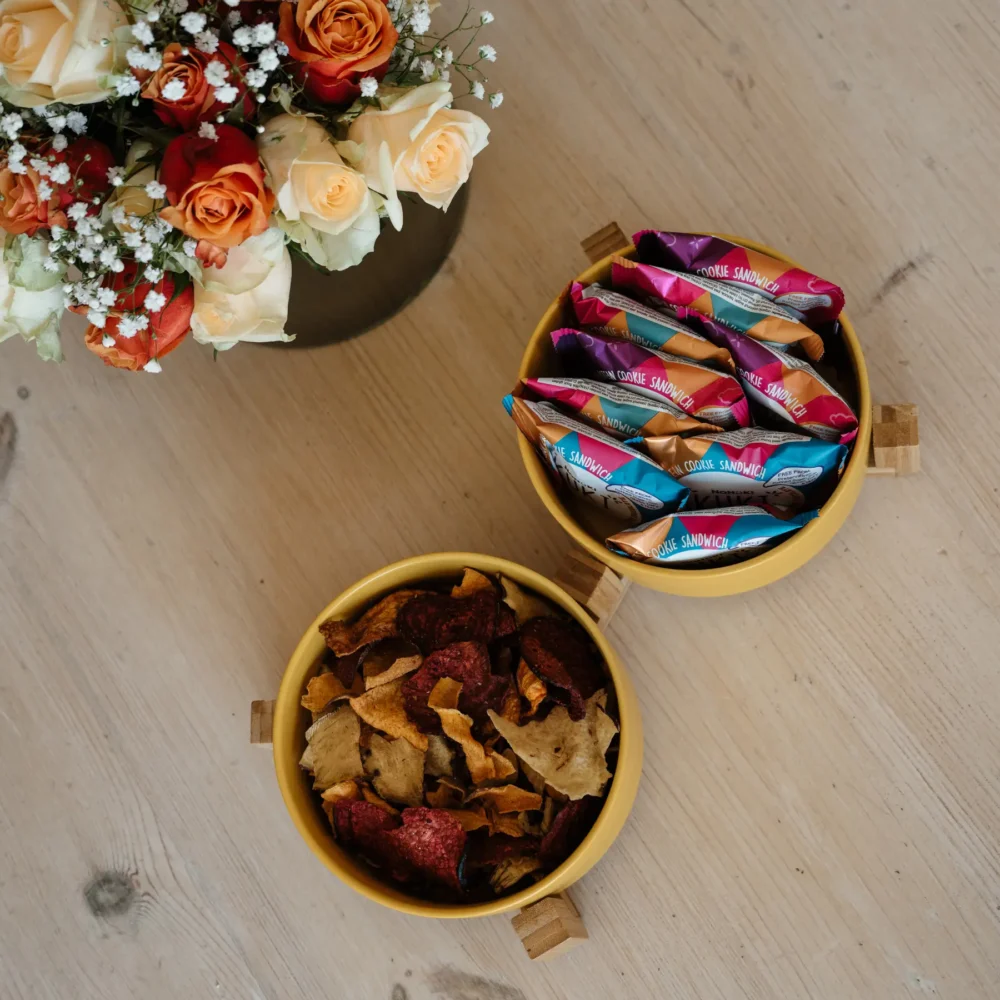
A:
[3,1,1000,997]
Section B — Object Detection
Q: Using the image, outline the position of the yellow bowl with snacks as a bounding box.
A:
[272,552,642,918]
[516,234,871,597]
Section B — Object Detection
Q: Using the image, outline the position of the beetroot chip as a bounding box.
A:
[465,833,541,870]
[332,799,400,850]
[382,807,467,890]
[539,797,601,867]
[398,591,498,653]
[494,603,517,641]
[402,641,507,729]
[519,618,606,721]
[331,647,365,688]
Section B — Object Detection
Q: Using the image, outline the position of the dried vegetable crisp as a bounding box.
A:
[299,569,620,902]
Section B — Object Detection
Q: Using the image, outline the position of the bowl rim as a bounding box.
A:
[273,551,638,918]
[515,232,872,589]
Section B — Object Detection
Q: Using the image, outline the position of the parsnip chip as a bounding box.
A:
[428,678,503,785]
[451,568,496,598]
[320,590,424,657]
[301,672,364,715]
[424,734,454,778]
[500,576,558,625]
[350,678,428,751]
[487,691,617,800]
[516,659,547,717]
[488,750,517,782]
[490,855,544,893]
[425,776,465,809]
[467,786,543,814]
[360,784,400,815]
[541,795,556,834]
[500,683,521,725]
[364,654,423,691]
[443,808,492,832]
[299,705,365,791]
[364,734,426,807]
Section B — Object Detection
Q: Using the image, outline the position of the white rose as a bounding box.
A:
[259,114,387,271]
[0,234,65,360]
[190,225,294,351]
[348,81,489,220]
[0,0,129,107]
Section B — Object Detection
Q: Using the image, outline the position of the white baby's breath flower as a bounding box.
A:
[253,22,275,45]
[441,46,453,65]
[204,60,228,86]
[144,289,167,312]
[198,121,218,140]
[227,10,241,26]
[115,74,141,97]
[195,31,219,54]
[99,246,119,266]
[134,243,154,262]
[37,179,52,198]
[66,112,86,133]
[0,112,23,139]
[224,0,240,6]
[419,59,435,81]
[161,78,186,102]
[97,287,117,307]
[146,6,160,21]
[111,205,127,225]
[144,181,167,200]
[179,10,206,33]
[29,157,51,175]
[51,133,68,152]
[182,239,198,256]
[470,80,484,100]
[132,19,155,45]
[478,43,496,62]
[479,9,494,23]
[47,114,66,133]
[67,201,89,222]
[144,223,167,245]
[232,26,253,48]
[42,255,60,271]
[145,267,163,283]
[101,333,115,347]
[245,68,267,89]
[258,47,279,71]
[213,84,238,104]
[49,162,70,184]
[274,41,288,57]
[438,68,449,82]
[170,0,188,12]
[409,1,430,34]
[489,91,503,108]
[143,359,163,373]
[8,141,25,162]
[107,166,125,186]
[359,75,378,97]
[111,259,125,273]
[123,230,143,248]
[87,308,107,328]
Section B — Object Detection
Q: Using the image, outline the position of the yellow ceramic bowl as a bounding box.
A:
[273,552,643,918]
[517,235,871,597]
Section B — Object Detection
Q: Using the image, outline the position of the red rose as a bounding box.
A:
[159,124,274,249]
[84,262,194,371]
[278,0,398,104]
[140,42,254,132]
[51,137,116,216]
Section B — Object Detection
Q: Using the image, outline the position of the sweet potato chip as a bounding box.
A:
[361,784,400,815]
[451,568,497,598]
[520,617,606,721]
[364,654,423,691]
[489,750,517,782]
[428,677,505,785]
[489,812,527,838]
[487,691,616,800]
[301,672,365,715]
[321,779,360,804]
[490,855,544,893]
[424,734,454,778]
[499,682,521,725]
[467,786,543,814]
[320,590,424,657]
[350,679,428,752]
[364,734,426,808]
[443,807,492,832]
[516,659,547,717]
[402,641,506,729]
[299,705,365,791]
[382,807,466,891]
[425,776,465,809]
[500,576,558,625]
[398,590,498,653]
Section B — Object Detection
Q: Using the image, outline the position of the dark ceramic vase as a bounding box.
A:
[278,184,469,348]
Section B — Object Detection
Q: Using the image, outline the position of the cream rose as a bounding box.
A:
[190,225,294,351]
[348,81,489,218]
[0,0,128,107]
[0,234,65,360]
[103,142,156,230]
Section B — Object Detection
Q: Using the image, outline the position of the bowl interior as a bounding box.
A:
[516,235,872,595]
[273,552,637,918]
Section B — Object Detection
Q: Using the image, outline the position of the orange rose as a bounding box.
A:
[278,0,398,104]
[84,262,193,372]
[0,160,66,236]
[140,42,253,132]
[159,125,274,249]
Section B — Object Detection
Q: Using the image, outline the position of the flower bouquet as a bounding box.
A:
[0,0,498,371]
